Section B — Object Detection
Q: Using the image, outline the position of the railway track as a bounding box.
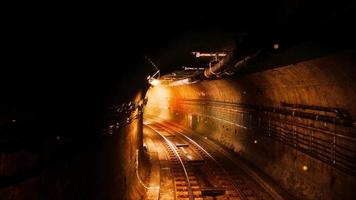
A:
[147,124,203,200]
[154,123,257,200]
[147,121,259,200]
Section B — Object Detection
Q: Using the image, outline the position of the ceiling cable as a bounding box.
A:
[144,56,160,79]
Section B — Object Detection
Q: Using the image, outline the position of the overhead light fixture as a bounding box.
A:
[144,56,161,87]
[149,78,160,86]
[302,165,308,171]
[192,52,227,58]
[273,43,280,50]
[182,66,205,71]
[168,78,196,86]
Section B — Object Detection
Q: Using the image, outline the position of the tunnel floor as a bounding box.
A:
[142,118,293,200]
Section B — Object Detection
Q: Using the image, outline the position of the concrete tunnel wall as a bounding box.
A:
[0,93,148,200]
[144,50,356,200]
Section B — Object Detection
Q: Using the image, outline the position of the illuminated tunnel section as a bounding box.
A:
[144,50,356,200]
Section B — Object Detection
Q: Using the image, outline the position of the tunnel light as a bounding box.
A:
[302,165,308,171]
[192,52,227,58]
[168,78,194,86]
[273,43,280,50]
[149,78,160,86]
[144,56,161,87]
[254,140,258,144]
[183,66,205,71]
[186,154,193,160]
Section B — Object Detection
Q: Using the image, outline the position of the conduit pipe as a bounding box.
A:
[203,50,235,78]
[203,47,261,79]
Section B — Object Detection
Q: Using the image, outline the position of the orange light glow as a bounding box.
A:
[149,79,160,86]
[144,85,171,120]
[302,165,308,171]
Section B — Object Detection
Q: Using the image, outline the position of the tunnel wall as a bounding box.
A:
[145,50,356,200]
[0,94,147,200]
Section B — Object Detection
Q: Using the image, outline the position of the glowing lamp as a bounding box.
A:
[149,78,160,86]
[273,43,280,50]
[302,165,308,171]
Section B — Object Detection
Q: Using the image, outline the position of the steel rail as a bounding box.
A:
[153,122,250,200]
[146,124,195,200]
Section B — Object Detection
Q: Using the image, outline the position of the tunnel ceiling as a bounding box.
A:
[1,1,356,137]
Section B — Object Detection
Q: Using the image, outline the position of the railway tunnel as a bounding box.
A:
[1,1,356,200]
[143,50,356,200]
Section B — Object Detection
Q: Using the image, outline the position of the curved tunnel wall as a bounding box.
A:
[145,50,356,200]
[0,93,148,200]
